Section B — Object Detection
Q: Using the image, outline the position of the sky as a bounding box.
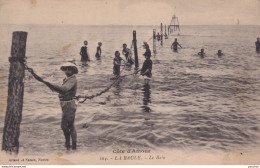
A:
[0,0,260,25]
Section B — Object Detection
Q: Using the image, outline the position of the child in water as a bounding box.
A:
[198,49,205,57]
[32,61,78,150]
[95,42,102,58]
[113,51,125,76]
[80,41,90,61]
[171,38,182,52]
[122,43,134,65]
[135,42,153,85]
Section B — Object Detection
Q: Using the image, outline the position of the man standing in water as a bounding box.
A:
[33,61,78,150]
[171,38,182,52]
[255,38,260,53]
[80,40,90,61]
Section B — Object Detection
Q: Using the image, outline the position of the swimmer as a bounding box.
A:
[217,50,224,57]
[198,49,205,57]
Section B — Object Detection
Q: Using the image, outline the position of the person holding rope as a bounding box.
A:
[122,43,134,65]
[135,42,153,85]
[32,61,78,150]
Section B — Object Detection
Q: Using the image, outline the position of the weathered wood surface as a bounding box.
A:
[2,31,27,154]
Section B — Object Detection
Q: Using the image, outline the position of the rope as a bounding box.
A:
[75,76,121,103]
[137,36,153,49]
[146,36,154,43]
[16,34,153,104]
[8,56,46,84]
[75,65,128,103]
[12,31,160,106]
[129,36,154,52]
[17,56,135,104]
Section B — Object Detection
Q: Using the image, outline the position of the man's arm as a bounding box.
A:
[46,78,76,95]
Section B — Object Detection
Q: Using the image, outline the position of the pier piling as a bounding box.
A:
[160,23,163,46]
[133,31,139,68]
[153,29,156,53]
[2,31,28,154]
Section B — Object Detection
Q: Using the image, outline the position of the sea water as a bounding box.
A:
[0,24,260,155]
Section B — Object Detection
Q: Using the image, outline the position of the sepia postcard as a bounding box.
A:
[0,0,260,166]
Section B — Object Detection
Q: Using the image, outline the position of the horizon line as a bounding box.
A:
[1,23,260,26]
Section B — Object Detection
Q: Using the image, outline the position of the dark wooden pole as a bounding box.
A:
[2,31,27,154]
[165,24,167,38]
[160,23,163,46]
[177,17,180,31]
[133,30,139,68]
[153,29,156,53]
[164,25,166,35]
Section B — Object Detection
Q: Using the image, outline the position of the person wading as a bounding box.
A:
[122,43,134,65]
[135,42,153,85]
[80,41,90,61]
[198,48,205,57]
[95,42,102,59]
[171,38,182,52]
[113,51,125,76]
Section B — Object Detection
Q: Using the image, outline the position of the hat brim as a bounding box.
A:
[60,66,78,74]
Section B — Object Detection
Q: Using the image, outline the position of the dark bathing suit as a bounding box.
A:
[80,46,89,61]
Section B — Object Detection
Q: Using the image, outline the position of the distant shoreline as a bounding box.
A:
[0,24,260,27]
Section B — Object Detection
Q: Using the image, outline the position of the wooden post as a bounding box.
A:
[153,29,156,53]
[160,23,163,46]
[133,30,139,68]
[165,24,167,39]
[177,17,180,31]
[168,26,170,35]
[2,31,27,154]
